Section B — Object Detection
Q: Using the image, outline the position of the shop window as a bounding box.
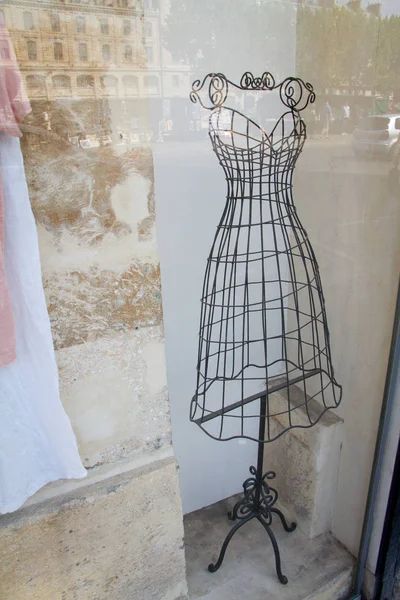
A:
[79,43,88,61]
[50,13,60,32]
[124,45,133,62]
[53,42,63,61]
[27,40,37,61]
[123,20,131,36]
[52,75,70,89]
[77,74,94,87]
[395,118,400,130]
[102,44,111,61]
[23,11,34,31]
[76,16,85,33]
[100,18,109,35]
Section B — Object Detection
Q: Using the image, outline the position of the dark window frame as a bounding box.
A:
[53,41,63,61]
[27,39,37,61]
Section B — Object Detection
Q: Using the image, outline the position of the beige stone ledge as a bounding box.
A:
[22,445,175,511]
[0,456,188,600]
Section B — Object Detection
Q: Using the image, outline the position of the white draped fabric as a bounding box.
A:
[0,132,86,514]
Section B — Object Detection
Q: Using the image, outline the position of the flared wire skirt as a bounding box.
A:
[191,206,342,443]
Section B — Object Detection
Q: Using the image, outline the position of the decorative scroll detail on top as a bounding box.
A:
[239,71,275,90]
[190,73,228,109]
[190,71,315,112]
[279,77,316,111]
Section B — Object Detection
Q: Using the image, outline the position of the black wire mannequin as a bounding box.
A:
[190,72,342,584]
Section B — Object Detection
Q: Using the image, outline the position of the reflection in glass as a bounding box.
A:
[102,43,111,62]
[79,42,88,62]
[23,11,34,31]
[53,42,63,61]
[27,40,37,61]
[50,13,60,33]
[76,15,86,33]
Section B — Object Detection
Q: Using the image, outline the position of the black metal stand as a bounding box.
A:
[208,395,296,584]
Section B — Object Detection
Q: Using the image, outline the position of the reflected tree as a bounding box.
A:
[163,0,297,77]
[296,6,400,101]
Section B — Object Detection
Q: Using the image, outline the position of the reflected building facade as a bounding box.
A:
[0,0,191,137]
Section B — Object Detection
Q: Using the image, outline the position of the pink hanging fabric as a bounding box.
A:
[0,23,31,367]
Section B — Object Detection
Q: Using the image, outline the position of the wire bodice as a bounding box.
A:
[190,72,342,444]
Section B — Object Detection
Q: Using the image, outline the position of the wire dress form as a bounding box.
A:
[190,72,342,444]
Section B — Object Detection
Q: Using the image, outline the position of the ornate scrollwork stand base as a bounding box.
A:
[208,466,296,584]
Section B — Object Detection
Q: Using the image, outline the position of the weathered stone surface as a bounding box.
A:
[0,458,188,600]
[57,327,171,468]
[45,262,162,350]
[264,385,343,538]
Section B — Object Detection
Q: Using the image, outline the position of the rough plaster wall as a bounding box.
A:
[19,101,170,471]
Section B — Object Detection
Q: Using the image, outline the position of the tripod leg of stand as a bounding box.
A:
[208,515,254,573]
[256,515,288,585]
[271,508,297,533]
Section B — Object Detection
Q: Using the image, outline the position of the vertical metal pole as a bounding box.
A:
[351,277,400,599]
[256,395,267,504]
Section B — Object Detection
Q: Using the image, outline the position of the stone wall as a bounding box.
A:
[0,70,187,600]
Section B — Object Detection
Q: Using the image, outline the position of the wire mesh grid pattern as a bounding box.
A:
[190,72,342,443]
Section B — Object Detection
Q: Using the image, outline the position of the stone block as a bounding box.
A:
[57,327,171,469]
[264,384,343,539]
[0,457,188,600]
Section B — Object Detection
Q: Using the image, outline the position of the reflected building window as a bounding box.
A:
[26,75,45,90]
[172,75,180,87]
[23,11,34,31]
[53,42,63,61]
[100,18,109,35]
[145,45,153,63]
[77,74,94,87]
[0,10,5,26]
[122,75,138,92]
[79,43,88,61]
[120,0,128,7]
[76,16,85,33]
[396,118,400,130]
[144,21,152,37]
[144,75,159,93]
[52,75,70,89]
[102,44,111,61]
[27,40,37,61]
[26,75,45,89]
[144,0,159,11]
[124,44,133,62]
[51,13,60,32]
[0,40,10,60]
[101,75,118,88]
[123,19,131,36]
